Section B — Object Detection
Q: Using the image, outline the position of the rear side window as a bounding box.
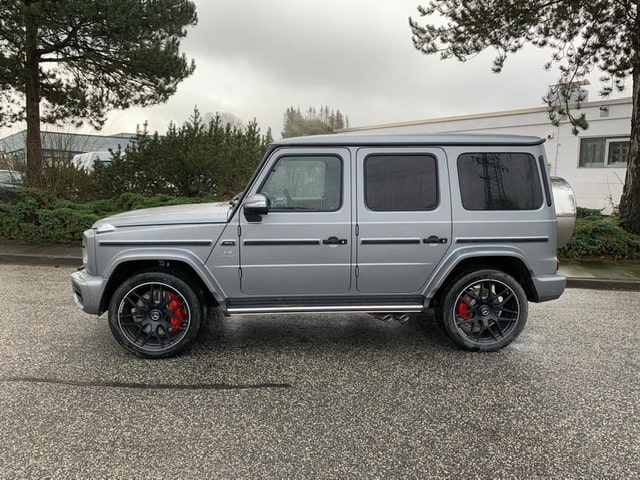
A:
[457,153,543,210]
[364,154,438,211]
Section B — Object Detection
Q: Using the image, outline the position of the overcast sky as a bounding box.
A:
[1,0,630,139]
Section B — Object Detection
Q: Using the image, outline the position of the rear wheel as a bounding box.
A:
[440,269,527,351]
[108,271,202,358]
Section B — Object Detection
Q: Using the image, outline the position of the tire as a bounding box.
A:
[440,269,528,352]
[108,270,202,358]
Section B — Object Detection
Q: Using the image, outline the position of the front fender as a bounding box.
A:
[104,248,227,304]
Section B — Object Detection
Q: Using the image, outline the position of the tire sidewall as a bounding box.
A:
[108,270,202,358]
[441,269,528,352]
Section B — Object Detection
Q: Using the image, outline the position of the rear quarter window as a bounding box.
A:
[457,152,543,210]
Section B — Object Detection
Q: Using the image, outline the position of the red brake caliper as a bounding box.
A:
[456,299,472,321]
[167,292,185,333]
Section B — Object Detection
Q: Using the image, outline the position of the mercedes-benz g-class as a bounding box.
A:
[72,134,576,357]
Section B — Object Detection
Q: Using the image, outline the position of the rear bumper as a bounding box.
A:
[532,273,566,302]
[71,268,107,315]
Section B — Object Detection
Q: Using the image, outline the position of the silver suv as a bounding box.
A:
[71,134,576,358]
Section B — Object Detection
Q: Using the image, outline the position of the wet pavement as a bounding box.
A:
[1,264,638,479]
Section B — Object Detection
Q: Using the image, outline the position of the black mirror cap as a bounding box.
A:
[243,193,269,222]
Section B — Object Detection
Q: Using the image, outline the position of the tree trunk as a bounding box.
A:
[24,8,43,188]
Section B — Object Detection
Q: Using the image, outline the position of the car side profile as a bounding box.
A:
[71,133,576,358]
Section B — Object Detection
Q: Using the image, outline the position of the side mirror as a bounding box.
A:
[243,193,269,222]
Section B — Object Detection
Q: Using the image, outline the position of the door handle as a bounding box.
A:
[323,236,347,245]
[424,235,448,244]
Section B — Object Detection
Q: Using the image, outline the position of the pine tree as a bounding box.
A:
[410,0,640,233]
[281,105,349,138]
[0,0,197,187]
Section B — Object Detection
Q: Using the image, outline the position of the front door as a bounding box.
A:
[239,148,352,295]
[355,147,451,294]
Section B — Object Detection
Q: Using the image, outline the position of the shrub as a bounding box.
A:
[0,189,215,244]
[576,206,604,219]
[559,216,640,260]
[94,109,272,199]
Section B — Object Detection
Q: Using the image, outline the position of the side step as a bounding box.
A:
[224,295,426,315]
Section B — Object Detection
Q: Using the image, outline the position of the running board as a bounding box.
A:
[224,296,426,315]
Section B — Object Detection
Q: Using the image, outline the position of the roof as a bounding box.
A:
[341,96,632,133]
[273,133,545,147]
[0,130,136,154]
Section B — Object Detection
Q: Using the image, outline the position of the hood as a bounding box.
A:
[94,202,231,229]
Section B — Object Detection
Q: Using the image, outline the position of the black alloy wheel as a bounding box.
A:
[440,269,528,351]
[108,271,202,358]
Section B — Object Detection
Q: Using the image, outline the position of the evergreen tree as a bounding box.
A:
[99,108,272,199]
[281,105,349,138]
[0,0,197,187]
[410,1,640,233]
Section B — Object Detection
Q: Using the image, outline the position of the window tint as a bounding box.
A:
[364,155,438,211]
[457,153,543,210]
[259,156,342,211]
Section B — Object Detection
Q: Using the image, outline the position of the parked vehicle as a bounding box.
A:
[0,169,23,194]
[71,151,113,171]
[72,133,576,358]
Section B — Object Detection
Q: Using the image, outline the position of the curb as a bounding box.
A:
[566,277,640,292]
[0,254,81,267]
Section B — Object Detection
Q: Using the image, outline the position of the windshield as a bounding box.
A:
[0,170,23,185]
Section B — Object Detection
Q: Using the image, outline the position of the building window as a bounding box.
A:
[457,152,543,211]
[364,154,438,211]
[579,137,629,167]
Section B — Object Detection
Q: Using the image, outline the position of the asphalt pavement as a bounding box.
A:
[1,263,639,478]
[1,241,640,290]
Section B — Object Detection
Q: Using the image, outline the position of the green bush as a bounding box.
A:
[0,189,215,244]
[559,216,640,260]
[0,109,272,243]
[576,206,604,219]
[95,109,272,199]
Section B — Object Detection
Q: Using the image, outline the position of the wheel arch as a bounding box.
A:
[428,253,538,308]
[100,256,222,315]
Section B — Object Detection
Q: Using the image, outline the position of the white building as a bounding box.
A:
[344,97,632,212]
[0,130,136,167]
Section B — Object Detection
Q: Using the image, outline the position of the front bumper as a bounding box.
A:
[71,268,108,315]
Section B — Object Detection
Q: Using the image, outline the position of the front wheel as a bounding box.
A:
[108,271,202,358]
[440,269,528,352]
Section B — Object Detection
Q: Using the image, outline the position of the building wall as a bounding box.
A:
[344,97,632,212]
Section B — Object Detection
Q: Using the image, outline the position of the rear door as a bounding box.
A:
[355,147,451,294]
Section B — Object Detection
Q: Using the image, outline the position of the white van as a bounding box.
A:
[71,151,113,171]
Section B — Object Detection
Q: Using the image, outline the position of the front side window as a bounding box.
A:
[364,154,438,211]
[259,155,342,211]
[457,152,543,210]
[579,137,629,167]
